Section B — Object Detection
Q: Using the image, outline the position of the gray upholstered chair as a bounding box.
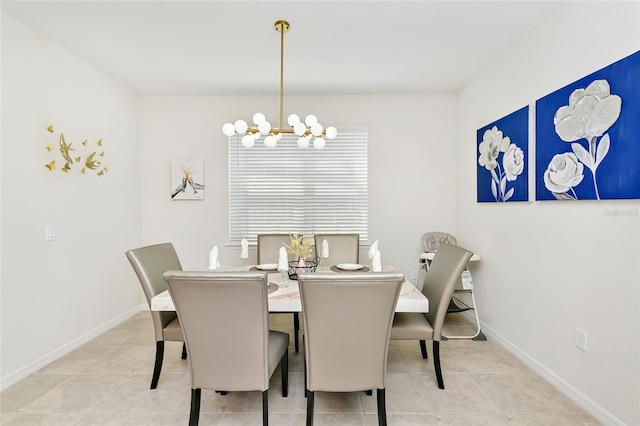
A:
[390,243,472,389]
[313,233,359,266]
[163,271,288,426]
[421,232,457,254]
[257,234,301,353]
[298,271,404,426]
[125,242,186,389]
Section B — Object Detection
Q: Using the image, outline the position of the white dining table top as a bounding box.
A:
[151,266,428,313]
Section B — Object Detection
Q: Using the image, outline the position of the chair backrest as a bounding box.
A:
[313,233,359,265]
[421,232,457,253]
[125,242,182,341]
[422,243,472,340]
[257,234,293,264]
[298,271,404,392]
[163,271,271,391]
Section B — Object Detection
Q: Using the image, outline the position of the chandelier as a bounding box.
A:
[222,20,337,150]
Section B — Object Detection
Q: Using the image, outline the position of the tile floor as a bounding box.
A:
[1,312,600,425]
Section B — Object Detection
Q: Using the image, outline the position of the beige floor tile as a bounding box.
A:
[220,412,292,425]
[416,373,500,413]
[79,345,155,374]
[0,373,71,413]
[503,412,587,424]
[433,413,510,424]
[470,373,568,413]
[74,412,154,425]
[20,373,127,414]
[0,412,85,425]
[293,412,364,425]
[365,413,437,425]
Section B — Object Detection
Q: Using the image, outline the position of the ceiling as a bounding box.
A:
[1,1,569,96]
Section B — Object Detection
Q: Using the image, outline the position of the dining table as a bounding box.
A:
[151,265,428,313]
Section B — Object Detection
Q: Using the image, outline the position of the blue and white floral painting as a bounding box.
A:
[535,50,640,200]
[477,106,528,202]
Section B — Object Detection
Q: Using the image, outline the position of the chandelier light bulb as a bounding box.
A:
[313,137,326,150]
[234,119,248,134]
[325,126,338,139]
[287,114,300,126]
[222,122,236,136]
[253,112,266,125]
[297,136,309,148]
[311,123,323,137]
[305,114,318,127]
[252,131,262,139]
[264,135,277,148]
[257,120,271,134]
[293,122,306,136]
[242,134,255,148]
[274,132,283,141]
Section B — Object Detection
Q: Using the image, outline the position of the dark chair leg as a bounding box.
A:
[419,340,428,359]
[293,313,300,353]
[281,348,289,397]
[150,341,164,389]
[215,391,228,395]
[433,341,444,389]
[262,390,269,426]
[376,388,387,426]
[189,388,201,426]
[306,390,314,426]
[365,390,373,395]
[181,342,187,359]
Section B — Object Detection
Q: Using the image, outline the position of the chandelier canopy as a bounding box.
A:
[222,20,337,150]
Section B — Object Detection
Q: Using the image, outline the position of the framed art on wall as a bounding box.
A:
[535,50,640,201]
[171,160,204,200]
[477,106,529,203]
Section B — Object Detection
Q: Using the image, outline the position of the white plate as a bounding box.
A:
[256,263,278,271]
[336,263,364,271]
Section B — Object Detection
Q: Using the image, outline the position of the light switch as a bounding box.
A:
[45,226,56,241]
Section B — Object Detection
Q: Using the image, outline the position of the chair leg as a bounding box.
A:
[150,341,164,389]
[281,348,289,397]
[433,341,444,389]
[419,340,428,359]
[182,342,187,359]
[262,390,269,426]
[293,312,300,353]
[365,390,373,396]
[376,388,387,426]
[189,388,201,426]
[306,390,314,426]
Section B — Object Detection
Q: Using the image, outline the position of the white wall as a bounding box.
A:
[456,2,640,424]
[139,93,459,277]
[0,14,142,388]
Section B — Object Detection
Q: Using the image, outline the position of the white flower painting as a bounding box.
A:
[536,51,640,200]
[477,106,529,203]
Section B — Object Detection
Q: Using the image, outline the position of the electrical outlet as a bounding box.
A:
[575,328,587,351]
[45,226,56,241]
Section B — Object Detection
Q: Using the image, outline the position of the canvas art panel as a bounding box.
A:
[477,106,529,203]
[171,160,205,200]
[535,50,640,201]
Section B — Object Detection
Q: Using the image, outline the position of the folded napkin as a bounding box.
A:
[240,238,249,259]
[371,249,382,272]
[368,240,379,260]
[277,246,289,272]
[321,239,330,258]
[207,245,220,270]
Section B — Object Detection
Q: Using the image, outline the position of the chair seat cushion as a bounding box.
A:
[162,317,184,341]
[268,330,289,377]
[390,313,434,341]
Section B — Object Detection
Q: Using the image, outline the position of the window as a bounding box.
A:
[229,126,368,245]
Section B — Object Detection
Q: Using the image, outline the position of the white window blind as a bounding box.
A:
[229,126,368,245]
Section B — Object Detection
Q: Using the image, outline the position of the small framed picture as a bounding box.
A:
[171,160,204,200]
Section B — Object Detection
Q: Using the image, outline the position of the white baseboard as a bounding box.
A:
[480,321,624,425]
[0,305,144,391]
